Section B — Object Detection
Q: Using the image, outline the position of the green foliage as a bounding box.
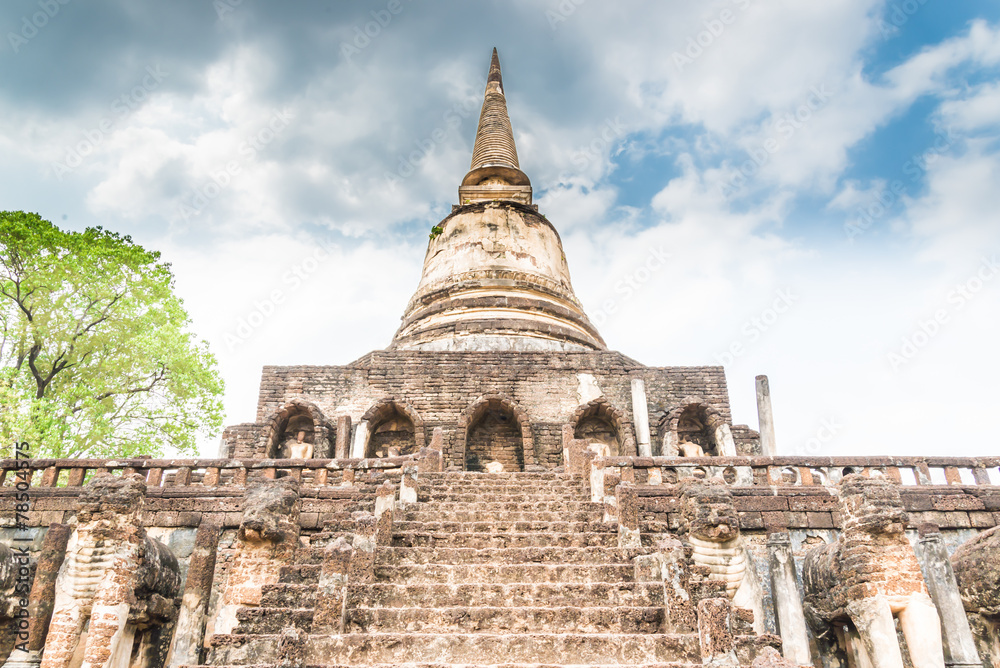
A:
[0,211,224,459]
[429,225,444,240]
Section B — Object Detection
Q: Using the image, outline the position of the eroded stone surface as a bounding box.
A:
[40,474,180,668]
[214,478,301,636]
[951,524,1000,666]
[803,474,945,668]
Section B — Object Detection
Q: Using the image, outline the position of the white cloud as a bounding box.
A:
[2,3,999,460]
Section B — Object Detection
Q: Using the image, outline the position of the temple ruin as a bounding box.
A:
[2,48,999,668]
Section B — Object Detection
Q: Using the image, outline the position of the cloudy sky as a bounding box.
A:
[2,0,998,459]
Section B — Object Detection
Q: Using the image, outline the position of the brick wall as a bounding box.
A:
[246,351,739,468]
[639,485,1000,532]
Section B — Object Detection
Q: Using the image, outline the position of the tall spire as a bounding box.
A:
[459,48,532,205]
[487,46,503,87]
[390,48,605,353]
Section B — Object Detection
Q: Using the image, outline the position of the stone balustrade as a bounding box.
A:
[0,455,421,489]
[591,455,1000,491]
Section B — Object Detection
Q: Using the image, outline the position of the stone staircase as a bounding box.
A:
[205,471,755,667]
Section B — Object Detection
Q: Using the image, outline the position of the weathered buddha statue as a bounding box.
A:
[282,430,313,459]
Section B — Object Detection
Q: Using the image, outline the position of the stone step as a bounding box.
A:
[316,521,363,535]
[417,486,586,496]
[393,531,618,548]
[403,510,597,523]
[234,607,314,634]
[302,665,700,668]
[290,547,327,565]
[349,582,665,608]
[191,664,703,668]
[260,583,317,608]
[379,546,631,566]
[375,563,633,584]
[279,564,320,584]
[418,493,583,503]
[416,501,598,512]
[420,472,572,481]
[393,520,613,534]
[209,632,701,665]
[420,477,583,487]
[346,605,666,634]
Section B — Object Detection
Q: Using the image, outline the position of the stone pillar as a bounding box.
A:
[335,415,352,459]
[766,531,812,665]
[429,426,444,453]
[214,478,300,636]
[589,458,606,504]
[915,526,983,668]
[697,598,739,666]
[3,525,72,668]
[564,437,592,477]
[756,375,777,456]
[167,523,220,668]
[350,420,368,459]
[632,536,697,633]
[615,481,640,550]
[374,482,396,545]
[663,429,679,457]
[400,465,418,507]
[350,514,378,584]
[715,423,738,457]
[630,378,652,457]
[312,538,353,634]
[561,424,575,469]
[418,427,444,473]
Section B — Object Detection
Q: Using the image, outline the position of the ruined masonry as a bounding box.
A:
[3,48,1000,668]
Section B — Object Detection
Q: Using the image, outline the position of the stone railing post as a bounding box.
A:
[350,513,378,584]
[697,598,739,666]
[167,522,220,668]
[2,524,72,668]
[313,537,353,634]
[766,531,812,665]
[66,467,86,487]
[335,416,352,460]
[400,464,418,506]
[374,481,396,545]
[615,481,640,549]
[915,525,983,668]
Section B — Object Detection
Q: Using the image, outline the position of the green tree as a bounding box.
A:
[0,211,224,459]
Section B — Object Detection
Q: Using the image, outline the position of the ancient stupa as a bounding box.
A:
[1,48,997,668]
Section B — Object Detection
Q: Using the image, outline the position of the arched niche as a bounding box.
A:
[360,399,425,458]
[262,399,330,459]
[659,399,737,458]
[457,394,533,472]
[570,398,635,457]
